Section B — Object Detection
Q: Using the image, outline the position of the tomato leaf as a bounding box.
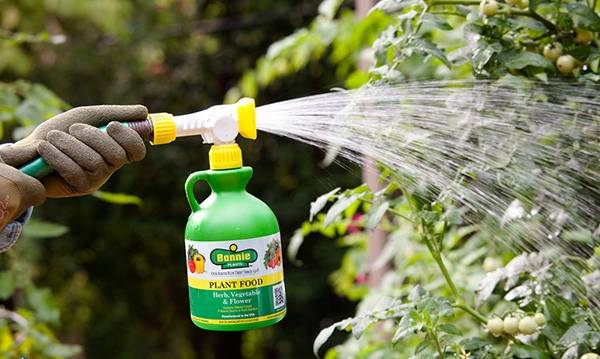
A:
[318,0,344,20]
[501,51,554,70]
[411,38,451,68]
[310,187,340,221]
[511,343,551,359]
[367,200,389,229]
[372,0,422,14]
[313,318,353,357]
[324,192,364,227]
[567,3,600,32]
[286,229,304,265]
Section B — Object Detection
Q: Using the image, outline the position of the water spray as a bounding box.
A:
[19,98,287,331]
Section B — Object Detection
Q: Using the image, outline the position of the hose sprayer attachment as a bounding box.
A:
[147,97,257,146]
[19,98,257,179]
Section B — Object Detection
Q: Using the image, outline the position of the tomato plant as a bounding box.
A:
[231,0,600,357]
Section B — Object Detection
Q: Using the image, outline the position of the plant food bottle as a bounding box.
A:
[184,143,286,331]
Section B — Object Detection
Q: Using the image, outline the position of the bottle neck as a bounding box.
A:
[207,166,253,192]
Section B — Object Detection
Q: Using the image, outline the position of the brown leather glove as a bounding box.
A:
[0,158,45,232]
[0,105,148,198]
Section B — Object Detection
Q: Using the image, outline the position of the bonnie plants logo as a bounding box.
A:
[210,244,257,269]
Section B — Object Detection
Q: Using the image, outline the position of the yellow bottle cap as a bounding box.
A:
[148,112,177,145]
[209,143,243,170]
[237,98,256,140]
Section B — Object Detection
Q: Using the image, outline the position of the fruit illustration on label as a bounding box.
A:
[187,245,205,273]
[263,238,282,269]
[188,259,196,273]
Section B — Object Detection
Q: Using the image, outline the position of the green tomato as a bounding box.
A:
[543,43,563,62]
[580,354,600,359]
[503,316,519,335]
[518,0,529,9]
[505,0,519,5]
[534,313,546,326]
[557,55,576,75]
[518,316,538,335]
[487,317,504,336]
[575,29,594,45]
[480,0,498,16]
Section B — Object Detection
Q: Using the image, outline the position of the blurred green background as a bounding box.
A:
[0,0,361,357]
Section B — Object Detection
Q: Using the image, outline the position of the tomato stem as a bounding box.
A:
[453,303,487,324]
[430,0,480,5]
[427,327,445,357]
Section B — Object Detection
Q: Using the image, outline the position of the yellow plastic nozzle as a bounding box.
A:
[209,143,243,170]
[236,98,256,140]
[148,112,177,145]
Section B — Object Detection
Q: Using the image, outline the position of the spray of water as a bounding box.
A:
[255,79,600,309]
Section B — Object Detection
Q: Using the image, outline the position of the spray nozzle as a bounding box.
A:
[147,98,256,146]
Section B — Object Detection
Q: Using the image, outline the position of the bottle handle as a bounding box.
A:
[184,171,211,212]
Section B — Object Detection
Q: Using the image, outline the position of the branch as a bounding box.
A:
[0,307,28,327]
[508,8,557,33]
[453,303,487,324]
[430,0,480,5]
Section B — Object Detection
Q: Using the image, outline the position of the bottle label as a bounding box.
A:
[185,233,286,326]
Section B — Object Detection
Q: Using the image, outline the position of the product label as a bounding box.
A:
[185,233,286,326]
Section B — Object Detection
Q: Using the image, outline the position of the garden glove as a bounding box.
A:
[0,157,45,233]
[0,105,148,198]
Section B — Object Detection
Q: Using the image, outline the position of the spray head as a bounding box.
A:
[147,97,256,145]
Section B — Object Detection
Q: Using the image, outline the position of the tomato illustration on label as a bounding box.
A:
[188,259,196,273]
[263,238,282,269]
[187,245,205,273]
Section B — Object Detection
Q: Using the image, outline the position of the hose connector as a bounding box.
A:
[148,112,177,145]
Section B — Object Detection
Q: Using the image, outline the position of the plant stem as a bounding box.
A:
[427,327,445,358]
[430,0,558,33]
[431,11,467,17]
[420,225,460,298]
[360,198,414,223]
[430,0,480,5]
[453,303,487,324]
[508,9,557,32]
[401,186,487,328]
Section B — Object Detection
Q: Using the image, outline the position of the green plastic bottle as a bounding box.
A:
[184,143,286,331]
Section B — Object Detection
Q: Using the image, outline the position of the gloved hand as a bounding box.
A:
[0,158,45,232]
[0,105,148,197]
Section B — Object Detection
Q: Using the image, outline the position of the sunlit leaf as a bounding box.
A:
[318,0,344,20]
[22,220,69,239]
[286,229,304,265]
[367,200,389,229]
[92,191,143,207]
[310,187,340,221]
[324,193,364,227]
[371,0,422,14]
[313,318,353,357]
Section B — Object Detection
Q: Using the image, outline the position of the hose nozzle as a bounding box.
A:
[147,98,256,145]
